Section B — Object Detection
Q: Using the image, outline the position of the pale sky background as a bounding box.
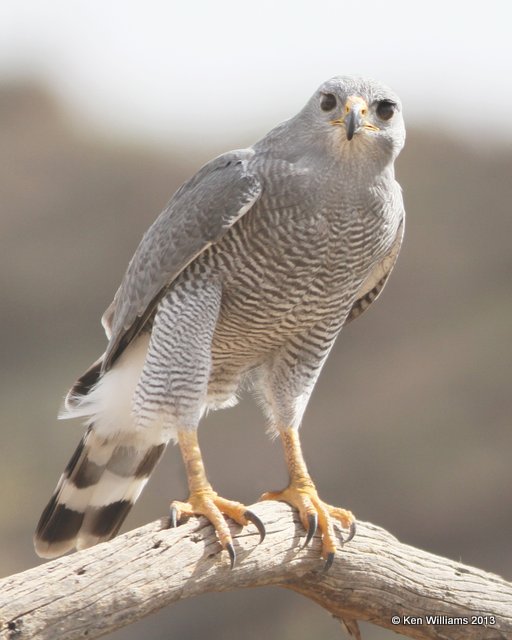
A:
[1,0,511,149]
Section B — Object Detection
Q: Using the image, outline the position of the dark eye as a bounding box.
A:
[376,100,396,121]
[320,93,337,112]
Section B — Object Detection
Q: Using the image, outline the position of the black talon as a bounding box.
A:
[226,542,236,569]
[169,505,178,528]
[323,551,335,572]
[244,510,266,543]
[345,520,356,543]
[303,512,318,548]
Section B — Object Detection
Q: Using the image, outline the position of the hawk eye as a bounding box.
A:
[376,100,396,121]
[320,93,337,112]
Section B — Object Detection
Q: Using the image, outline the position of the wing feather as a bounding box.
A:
[345,215,404,324]
[102,148,262,369]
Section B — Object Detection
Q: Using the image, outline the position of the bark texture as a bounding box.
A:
[1,502,510,640]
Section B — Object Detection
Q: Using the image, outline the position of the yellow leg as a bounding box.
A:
[169,430,265,567]
[260,428,355,569]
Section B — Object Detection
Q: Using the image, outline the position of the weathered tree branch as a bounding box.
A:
[1,502,510,640]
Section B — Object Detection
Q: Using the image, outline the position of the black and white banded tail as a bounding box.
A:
[34,427,166,558]
[34,334,168,558]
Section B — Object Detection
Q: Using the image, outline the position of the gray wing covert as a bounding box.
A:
[102,148,262,369]
[345,215,404,324]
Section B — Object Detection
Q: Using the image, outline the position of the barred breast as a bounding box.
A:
[201,165,402,406]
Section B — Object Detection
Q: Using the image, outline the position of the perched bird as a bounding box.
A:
[35,75,406,569]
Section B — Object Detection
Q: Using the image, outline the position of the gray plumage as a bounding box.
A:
[35,75,406,558]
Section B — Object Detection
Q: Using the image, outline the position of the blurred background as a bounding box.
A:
[1,1,511,638]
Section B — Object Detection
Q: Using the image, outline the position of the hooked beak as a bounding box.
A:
[331,95,379,141]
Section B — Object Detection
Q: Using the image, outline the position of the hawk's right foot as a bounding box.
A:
[169,491,265,567]
[170,429,265,567]
[170,489,265,568]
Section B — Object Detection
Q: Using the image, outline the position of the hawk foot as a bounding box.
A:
[260,483,355,570]
[168,491,265,568]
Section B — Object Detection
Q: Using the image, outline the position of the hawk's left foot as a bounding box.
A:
[260,483,355,570]
[261,427,356,570]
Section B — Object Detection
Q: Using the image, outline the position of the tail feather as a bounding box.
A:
[34,431,167,558]
[35,333,165,559]
[35,493,86,558]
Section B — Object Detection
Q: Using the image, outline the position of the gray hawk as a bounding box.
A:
[35,75,405,570]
